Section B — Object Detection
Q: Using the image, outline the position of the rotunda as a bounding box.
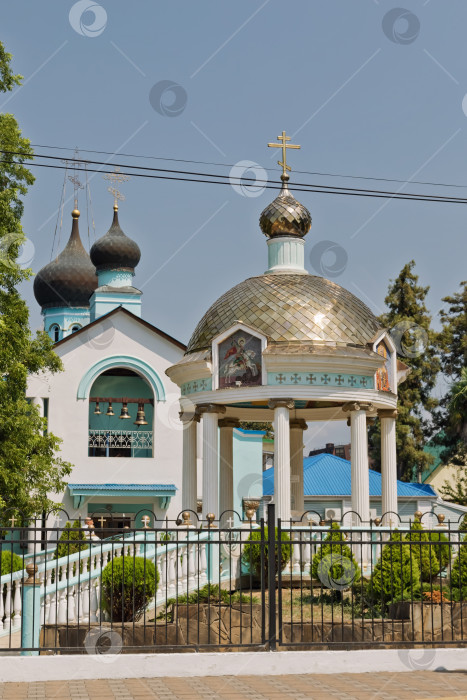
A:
[166,135,402,525]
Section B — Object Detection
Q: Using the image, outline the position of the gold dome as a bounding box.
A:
[186,274,381,353]
[259,175,311,238]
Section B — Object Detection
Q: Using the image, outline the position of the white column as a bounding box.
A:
[290,419,307,519]
[343,402,372,526]
[29,398,44,554]
[218,419,238,527]
[181,414,199,516]
[269,399,294,523]
[379,409,398,527]
[199,404,226,522]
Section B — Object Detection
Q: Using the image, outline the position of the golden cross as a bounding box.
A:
[104,167,130,209]
[98,516,106,528]
[9,515,17,527]
[268,130,301,177]
[142,515,151,528]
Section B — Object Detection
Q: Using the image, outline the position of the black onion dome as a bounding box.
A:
[90,207,141,272]
[33,210,98,309]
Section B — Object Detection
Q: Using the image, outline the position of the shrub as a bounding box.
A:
[459,513,467,532]
[0,550,23,576]
[55,520,90,560]
[241,527,291,580]
[450,540,467,593]
[408,521,440,582]
[312,523,361,591]
[370,532,421,606]
[102,555,158,622]
[157,584,251,620]
[429,531,451,569]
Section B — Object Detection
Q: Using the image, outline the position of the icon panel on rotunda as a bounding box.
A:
[218,329,263,388]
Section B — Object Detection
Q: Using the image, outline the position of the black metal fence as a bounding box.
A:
[0,505,466,655]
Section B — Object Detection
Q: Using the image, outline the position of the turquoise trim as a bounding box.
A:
[90,292,142,321]
[69,485,176,498]
[77,355,166,401]
[181,377,212,395]
[97,270,133,287]
[43,307,90,341]
[267,371,374,390]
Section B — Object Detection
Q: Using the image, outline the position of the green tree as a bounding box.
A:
[370,532,421,606]
[369,261,439,481]
[439,469,467,507]
[311,523,360,591]
[0,42,71,520]
[450,542,467,599]
[239,421,273,439]
[241,527,291,581]
[433,283,467,468]
[54,520,89,560]
[408,520,439,582]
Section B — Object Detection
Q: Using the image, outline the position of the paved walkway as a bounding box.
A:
[0,672,466,699]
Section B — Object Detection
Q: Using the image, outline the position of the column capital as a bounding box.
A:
[342,401,374,414]
[378,409,398,419]
[179,410,200,424]
[290,418,308,431]
[197,403,226,416]
[268,398,294,410]
[218,418,240,429]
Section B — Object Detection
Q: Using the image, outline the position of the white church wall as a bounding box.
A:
[27,310,185,522]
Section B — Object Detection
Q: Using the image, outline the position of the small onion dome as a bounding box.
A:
[90,206,141,272]
[33,209,97,309]
[259,174,311,238]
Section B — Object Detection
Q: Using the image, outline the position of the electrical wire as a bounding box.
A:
[28,141,467,190]
[9,158,467,205]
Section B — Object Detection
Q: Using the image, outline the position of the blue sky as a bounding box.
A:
[2,1,466,448]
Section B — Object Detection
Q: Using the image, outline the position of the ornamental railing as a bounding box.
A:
[88,429,153,454]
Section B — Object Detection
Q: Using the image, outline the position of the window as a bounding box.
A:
[71,325,80,333]
[50,325,60,342]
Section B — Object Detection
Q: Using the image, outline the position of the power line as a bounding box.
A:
[3,148,467,202]
[10,158,467,205]
[28,141,467,190]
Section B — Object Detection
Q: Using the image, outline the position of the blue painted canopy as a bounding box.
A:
[68,483,176,497]
[263,454,437,498]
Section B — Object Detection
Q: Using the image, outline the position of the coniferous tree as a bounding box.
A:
[0,42,71,521]
[434,283,467,470]
[369,261,439,481]
[409,520,439,582]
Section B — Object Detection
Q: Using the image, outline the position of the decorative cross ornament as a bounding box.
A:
[141,515,151,528]
[104,166,130,209]
[268,130,301,177]
[9,515,17,527]
[226,516,235,529]
[98,516,106,528]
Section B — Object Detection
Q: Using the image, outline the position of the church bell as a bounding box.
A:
[94,401,102,415]
[119,401,131,419]
[134,402,148,426]
[106,402,115,416]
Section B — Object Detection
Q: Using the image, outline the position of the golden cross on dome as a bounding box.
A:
[104,166,130,209]
[268,130,301,177]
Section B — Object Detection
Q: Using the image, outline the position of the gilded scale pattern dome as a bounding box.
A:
[186,274,382,353]
[33,210,98,309]
[259,175,311,238]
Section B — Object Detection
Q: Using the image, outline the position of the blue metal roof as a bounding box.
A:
[263,454,437,498]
